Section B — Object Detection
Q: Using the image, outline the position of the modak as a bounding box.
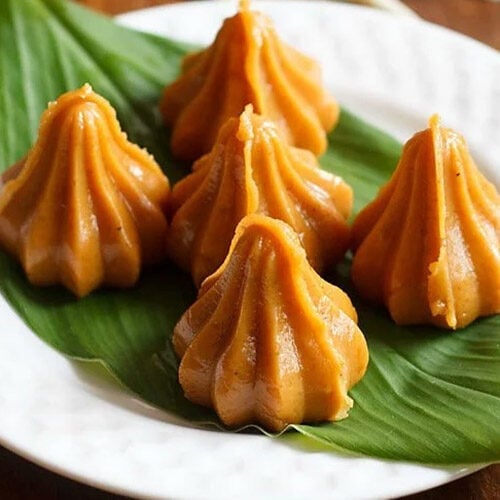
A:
[161,0,338,160]
[173,214,369,432]
[167,105,352,287]
[351,115,500,329]
[0,84,170,297]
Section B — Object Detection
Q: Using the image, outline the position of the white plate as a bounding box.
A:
[1,1,498,499]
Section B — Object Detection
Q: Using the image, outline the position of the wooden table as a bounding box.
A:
[1,1,498,499]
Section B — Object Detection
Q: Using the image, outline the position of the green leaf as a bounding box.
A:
[324,108,402,215]
[0,0,499,465]
[293,297,500,463]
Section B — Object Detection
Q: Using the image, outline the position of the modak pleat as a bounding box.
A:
[351,115,500,329]
[167,105,352,287]
[161,0,338,160]
[174,214,368,432]
[0,84,170,297]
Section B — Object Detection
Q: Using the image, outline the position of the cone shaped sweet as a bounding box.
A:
[0,84,170,297]
[351,115,500,329]
[161,0,338,160]
[173,214,368,432]
[167,105,352,287]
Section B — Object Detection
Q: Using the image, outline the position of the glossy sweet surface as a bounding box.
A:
[352,115,500,329]
[167,105,352,287]
[0,85,170,297]
[160,0,338,160]
[174,214,368,432]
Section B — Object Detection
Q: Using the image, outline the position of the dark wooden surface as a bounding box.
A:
[405,0,500,50]
[1,0,498,499]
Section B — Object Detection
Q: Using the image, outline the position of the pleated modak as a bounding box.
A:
[0,84,170,297]
[351,115,500,329]
[167,105,352,287]
[173,214,369,432]
[161,0,338,160]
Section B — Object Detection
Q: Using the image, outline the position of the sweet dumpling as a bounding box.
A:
[351,115,500,329]
[0,84,170,297]
[161,0,339,160]
[173,214,369,432]
[167,105,352,287]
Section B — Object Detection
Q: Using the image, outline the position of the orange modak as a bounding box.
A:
[0,84,170,297]
[173,214,369,432]
[351,115,500,329]
[167,105,352,287]
[160,0,338,160]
